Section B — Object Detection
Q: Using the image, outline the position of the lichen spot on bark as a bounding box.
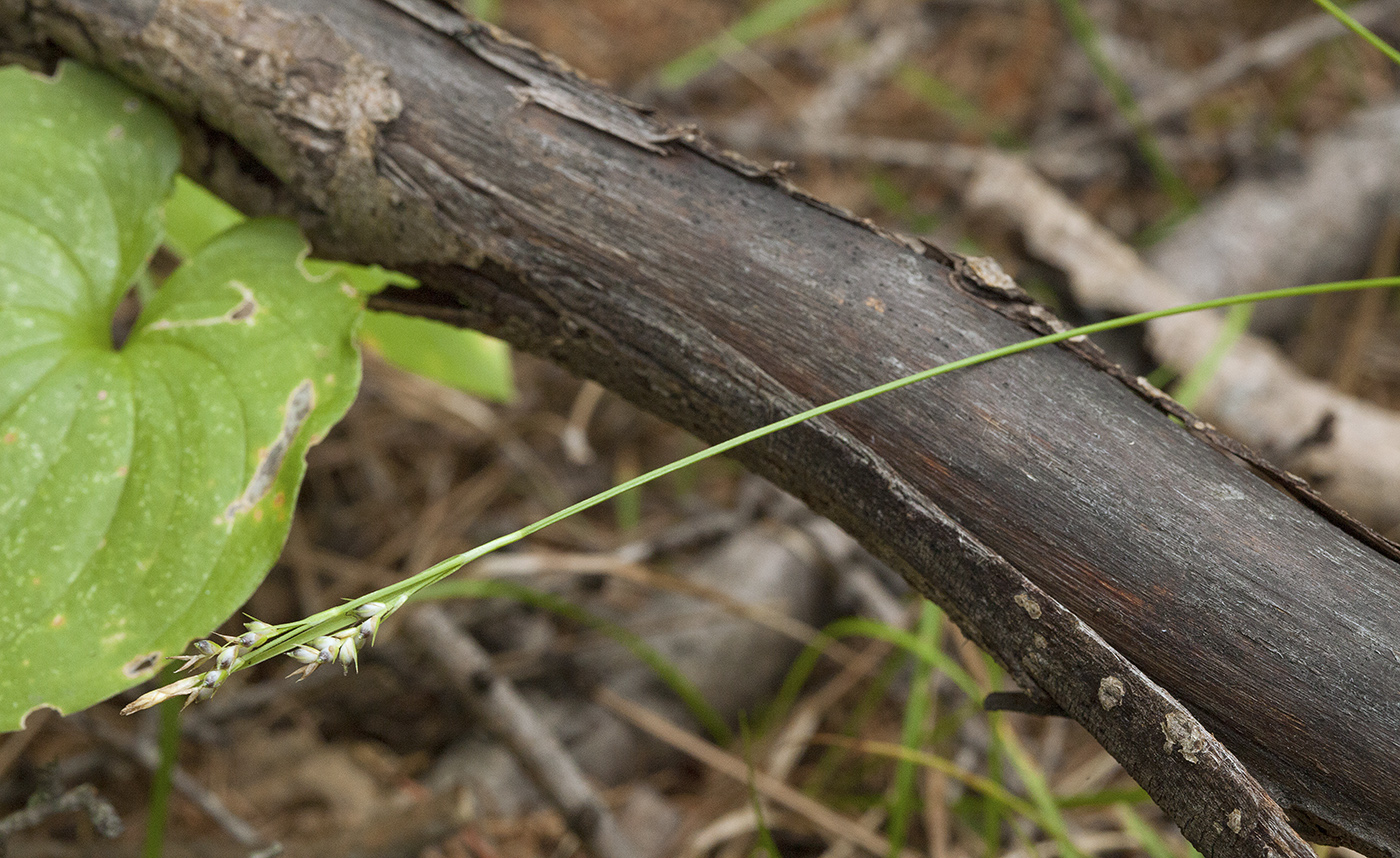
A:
[1227,809,1243,834]
[1162,711,1208,763]
[1098,675,1125,710]
[965,255,1018,295]
[1014,592,1042,619]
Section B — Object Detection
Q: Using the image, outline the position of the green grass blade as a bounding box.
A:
[389,277,1400,620]
[865,170,941,234]
[833,617,982,700]
[886,601,942,856]
[979,735,1007,853]
[462,0,501,24]
[658,0,842,89]
[763,613,982,736]
[1115,802,1185,858]
[823,736,1040,822]
[802,652,903,798]
[1172,303,1252,409]
[895,66,1020,147]
[1050,0,1195,214]
[994,714,1089,858]
[1057,785,1151,809]
[220,276,1400,698]
[761,631,832,732]
[740,716,783,857]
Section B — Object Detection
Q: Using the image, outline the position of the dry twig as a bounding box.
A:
[597,686,918,858]
[0,784,122,842]
[80,714,269,849]
[1037,0,1400,156]
[406,605,643,858]
[798,7,935,140]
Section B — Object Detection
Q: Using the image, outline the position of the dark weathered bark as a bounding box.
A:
[4,1,1399,856]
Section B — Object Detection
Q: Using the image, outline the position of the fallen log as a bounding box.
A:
[3,1,1397,856]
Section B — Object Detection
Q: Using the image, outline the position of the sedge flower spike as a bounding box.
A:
[120,676,205,714]
[123,595,415,712]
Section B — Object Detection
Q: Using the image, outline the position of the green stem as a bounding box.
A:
[1312,0,1400,66]
[461,278,1395,562]
[236,276,1400,672]
[141,696,181,858]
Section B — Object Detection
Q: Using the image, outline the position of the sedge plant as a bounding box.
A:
[120,272,1400,715]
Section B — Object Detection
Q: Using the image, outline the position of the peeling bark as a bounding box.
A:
[3,2,1399,856]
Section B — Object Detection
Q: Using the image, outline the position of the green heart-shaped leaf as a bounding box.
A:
[0,63,362,728]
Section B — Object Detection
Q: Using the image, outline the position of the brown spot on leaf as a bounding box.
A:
[221,380,315,525]
[229,295,257,321]
[123,651,162,678]
[148,280,259,330]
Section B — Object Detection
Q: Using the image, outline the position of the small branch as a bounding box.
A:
[405,605,643,858]
[80,714,269,849]
[0,783,123,842]
[597,686,914,858]
[716,113,1400,534]
[1036,0,1400,155]
[798,7,934,140]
